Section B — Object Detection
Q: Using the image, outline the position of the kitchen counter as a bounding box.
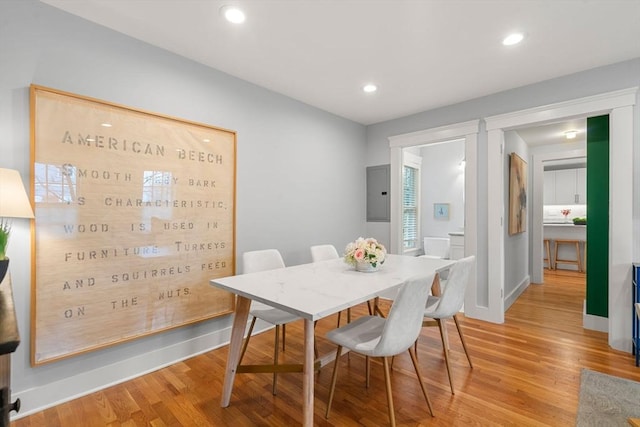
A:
[544,224,586,272]
[544,224,586,239]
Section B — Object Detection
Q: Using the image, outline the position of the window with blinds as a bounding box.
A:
[403,165,418,250]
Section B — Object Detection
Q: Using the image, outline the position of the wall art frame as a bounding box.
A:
[30,85,236,365]
[508,152,527,235]
[434,203,450,220]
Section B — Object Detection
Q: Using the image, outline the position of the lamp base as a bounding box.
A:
[0,258,8,284]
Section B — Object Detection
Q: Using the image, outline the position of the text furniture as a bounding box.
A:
[0,273,20,427]
[210,254,455,426]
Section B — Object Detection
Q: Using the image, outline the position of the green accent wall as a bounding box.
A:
[586,115,609,317]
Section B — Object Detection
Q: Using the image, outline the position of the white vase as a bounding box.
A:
[356,261,379,273]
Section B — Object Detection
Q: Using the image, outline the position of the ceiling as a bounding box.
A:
[515,118,586,147]
[40,0,640,125]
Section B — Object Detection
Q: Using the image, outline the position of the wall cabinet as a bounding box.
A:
[543,170,556,205]
[544,168,586,205]
[575,168,586,204]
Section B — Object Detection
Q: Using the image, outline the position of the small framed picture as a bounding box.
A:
[434,203,450,220]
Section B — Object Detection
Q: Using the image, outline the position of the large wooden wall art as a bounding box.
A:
[30,85,236,365]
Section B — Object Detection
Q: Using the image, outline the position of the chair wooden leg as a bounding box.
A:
[272,325,280,395]
[408,347,434,417]
[374,297,386,318]
[282,324,286,351]
[336,310,352,359]
[325,345,342,418]
[437,318,455,394]
[382,357,396,427]
[238,316,257,367]
[453,314,473,368]
[365,356,371,388]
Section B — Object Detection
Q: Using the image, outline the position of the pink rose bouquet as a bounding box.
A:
[344,237,386,268]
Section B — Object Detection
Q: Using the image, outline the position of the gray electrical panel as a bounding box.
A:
[366,164,390,222]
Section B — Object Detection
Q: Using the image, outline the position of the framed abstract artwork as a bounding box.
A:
[509,152,527,235]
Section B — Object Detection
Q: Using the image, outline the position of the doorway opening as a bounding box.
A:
[514,118,587,285]
[485,88,634,351]
[401,139,465,260]
[506,119,588,325]
[388,119,481,319]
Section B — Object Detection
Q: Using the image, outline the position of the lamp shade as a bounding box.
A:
[0,168,34,219]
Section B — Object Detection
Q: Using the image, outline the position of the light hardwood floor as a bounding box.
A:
[13,269,640,426]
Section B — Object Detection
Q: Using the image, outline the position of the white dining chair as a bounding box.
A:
[421,255,475,394]
[422,236,450,259]
[325,272,437,426]
[310,244,339,262]
[311,243,376,320]
[310,244,354,327]
[238,249,301,395]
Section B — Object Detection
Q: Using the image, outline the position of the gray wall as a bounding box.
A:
[2,1,366,415]
[420,140,465,238]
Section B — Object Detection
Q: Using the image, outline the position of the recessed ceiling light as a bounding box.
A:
[101,123,112,127]
[565,130,578,139]
[220,5,246,24]
[502,32,524,46]
[363,84,377,93]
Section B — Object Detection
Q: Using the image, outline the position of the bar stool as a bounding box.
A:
[543,239,553,270]
[554,239,582,272]
[582,241,587,273]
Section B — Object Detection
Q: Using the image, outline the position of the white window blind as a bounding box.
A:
[403,165,418,250]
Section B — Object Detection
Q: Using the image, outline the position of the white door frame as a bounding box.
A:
[388,120,486,320]
[485,87,637,350]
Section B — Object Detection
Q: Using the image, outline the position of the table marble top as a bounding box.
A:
[210,254,454,321]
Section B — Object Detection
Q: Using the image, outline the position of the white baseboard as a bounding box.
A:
[12,320,273,419]
[504,275,530,311]
[582,299,608,333]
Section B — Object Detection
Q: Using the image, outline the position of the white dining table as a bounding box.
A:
[210,253,455,426]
